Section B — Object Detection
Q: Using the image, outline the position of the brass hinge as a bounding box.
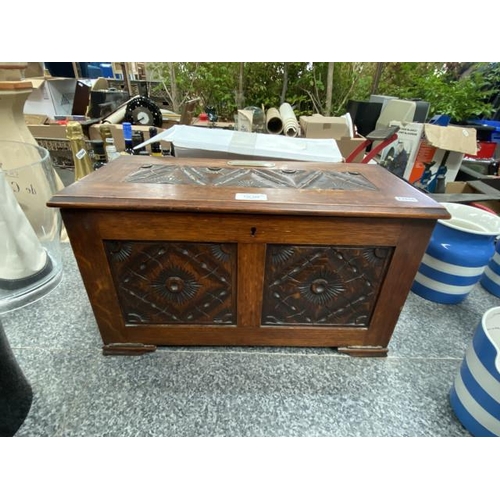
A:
[102,343,157,356]
[338,345,388,357]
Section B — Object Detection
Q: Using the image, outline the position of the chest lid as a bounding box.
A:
[48,156,449,220]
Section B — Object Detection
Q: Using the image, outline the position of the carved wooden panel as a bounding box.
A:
[104,241,237,325]
[262,245,394,326]
[126,164,376,191]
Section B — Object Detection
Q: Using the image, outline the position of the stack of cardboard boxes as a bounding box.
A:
[377,121,478,185]
[25,116,171,167]
[22,81,480,182]
[298,113,479,189]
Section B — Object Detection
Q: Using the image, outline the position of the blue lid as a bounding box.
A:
[122,122,132,141]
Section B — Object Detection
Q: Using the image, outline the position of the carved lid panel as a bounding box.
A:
[126,164,377,191]
[48,156,450,220]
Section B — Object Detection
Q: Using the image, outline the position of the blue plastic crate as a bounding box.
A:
[469,120,500,143]
[470,119,500,129]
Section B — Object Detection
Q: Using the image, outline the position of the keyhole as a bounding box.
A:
[250,227,257,237]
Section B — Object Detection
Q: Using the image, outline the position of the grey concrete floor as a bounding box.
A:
[3,241,498,437]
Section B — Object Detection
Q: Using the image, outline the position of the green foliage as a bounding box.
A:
[330,62,374,115]
[244,62,374,117]
[376,62,442,95]
[146,62,500,123]
[189,62,239,119]
[244,62,285,109]
[414,71,494,121]
[377,63,498,122]
[147,62,240,118]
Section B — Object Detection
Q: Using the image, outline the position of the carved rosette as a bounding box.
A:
[262,245,393,326]
[104,241,236,325]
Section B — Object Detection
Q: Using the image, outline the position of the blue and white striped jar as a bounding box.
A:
[480,239,500,298]
[412,203,500,304]
[450,306,500,437]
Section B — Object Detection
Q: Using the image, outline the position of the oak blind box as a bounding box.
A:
[49,156,449,356]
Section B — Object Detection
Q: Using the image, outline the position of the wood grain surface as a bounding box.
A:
[51,156,449,356]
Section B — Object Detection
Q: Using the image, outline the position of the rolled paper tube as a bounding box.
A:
[0,171,47,281]
[279,103,299,137]
[266,108,283,135]
[100,104,127,124]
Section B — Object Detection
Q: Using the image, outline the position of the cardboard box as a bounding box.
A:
[25,114,88,140]
[26,118,85,168]
[23,78,92,118]
[299,115,351,139]
[378,122,477,184]
[28,122,68,140]
[444,181,477,194]
[445,179,500,196]
[27,118,171,160]
[24,78,76,118]
[334,137,365,163]
[444,181,500,214]
[24,114,49,126]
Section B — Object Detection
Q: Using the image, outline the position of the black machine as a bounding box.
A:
[124,96,163,128]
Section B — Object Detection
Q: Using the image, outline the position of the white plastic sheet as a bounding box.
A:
[136,125,343,163]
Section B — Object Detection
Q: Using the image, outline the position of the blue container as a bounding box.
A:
[412,203,500,304]
[468,119,500,144]
[450,306,500,437]
[480,239,500,298]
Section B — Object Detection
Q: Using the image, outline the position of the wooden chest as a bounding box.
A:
[48,156,449,356]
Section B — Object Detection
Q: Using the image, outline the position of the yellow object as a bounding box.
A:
[66,121,93,181]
